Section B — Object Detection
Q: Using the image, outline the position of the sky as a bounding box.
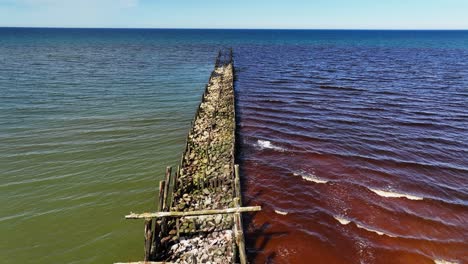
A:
[0,0,467,29]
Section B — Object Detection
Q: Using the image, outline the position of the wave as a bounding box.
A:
[255,139,285,152]
[319,85,366,92]
[356,224,397,238]
[434,260,459,264]
[294,170,329,184]
[369,188,424,201]
[333,216,396,238]
[274,210,289,215]
[334,215,351,225]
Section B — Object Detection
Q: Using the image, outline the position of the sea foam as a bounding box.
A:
[369,188,423,201]
[274,210,288,215]
[255,139,285,152]
[434,260,459,264]
[294,170,329,184]
[334,215,351,225]
[334,216,397,238]
[356,224,397,238]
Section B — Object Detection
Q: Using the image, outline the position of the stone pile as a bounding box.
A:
[167,230,234,264]
[161,62,237,263]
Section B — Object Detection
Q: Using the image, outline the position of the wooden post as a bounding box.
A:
[158,181,166,212]
[163,167,172,211]
[233,165,247,264]
[152,220,161,257]
[144,219,153,261]
[151,180,166,257]
[233,198,247,264]
[234,165,242,203]
[173,165,180,191]
[115,262,175,264]
[158,180,167,237]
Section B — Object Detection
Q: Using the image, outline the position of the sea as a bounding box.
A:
[0,28,467,264]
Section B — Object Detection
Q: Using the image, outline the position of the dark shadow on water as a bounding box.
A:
[243,221,288,264]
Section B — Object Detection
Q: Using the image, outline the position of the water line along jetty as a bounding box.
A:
[118,49,261,264]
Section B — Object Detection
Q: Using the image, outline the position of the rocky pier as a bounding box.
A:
[120,49,261,264]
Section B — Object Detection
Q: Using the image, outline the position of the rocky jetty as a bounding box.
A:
[163,56,238,263]
[120,50,258,264]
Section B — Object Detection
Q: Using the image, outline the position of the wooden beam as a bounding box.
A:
[115,262,173,264]
[125,206,261,219]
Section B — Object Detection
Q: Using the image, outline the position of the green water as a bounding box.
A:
[0,28,218,263]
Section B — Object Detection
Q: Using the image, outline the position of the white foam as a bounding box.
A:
[294,170,329,184]
[356,224,397,238]
[334,216,397,238]
[434,260,459,264]
[255,139,285,152]
[369,188,423,201]
[334,216,351,225]
[274,210,288,215]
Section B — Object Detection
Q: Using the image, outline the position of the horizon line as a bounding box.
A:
[1,26,468,31]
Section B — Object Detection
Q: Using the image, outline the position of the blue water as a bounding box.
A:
[1,28,467,263]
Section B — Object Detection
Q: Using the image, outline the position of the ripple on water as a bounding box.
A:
[236,39,468,263]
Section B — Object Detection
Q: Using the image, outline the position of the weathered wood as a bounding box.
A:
[158,181,166,212]
[163,167,172,211]
[233,164,247,264]
[144,219,153,261]
[234,164,242,203]
[173,165,180,192]
[233,198,247,264]
[158,180,167,236]
[151,221,161,257]
[115,262,173,264]
[125,206,261,219]
[121,50,261,263]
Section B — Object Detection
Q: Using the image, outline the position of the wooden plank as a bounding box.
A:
[115,262,173,264]
[125,206,261,219]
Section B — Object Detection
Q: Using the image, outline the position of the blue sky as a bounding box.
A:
[0,0,467,29]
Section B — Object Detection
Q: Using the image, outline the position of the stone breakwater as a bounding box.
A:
[121,51,259,264]
[163,61,238,263]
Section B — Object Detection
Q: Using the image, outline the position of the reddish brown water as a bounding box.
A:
[1,29,466,264]
[234,44,468,263]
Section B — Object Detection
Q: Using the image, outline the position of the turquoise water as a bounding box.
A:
[1,28,467,263]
